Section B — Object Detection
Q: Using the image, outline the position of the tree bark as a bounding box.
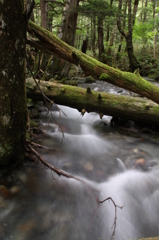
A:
[26,78,159,126]
[40,0,47,29]
[117,0,140,72]
[98,15,105,62]
[0,0,27,165]
[27,21,159,105]
[60,0,80,78]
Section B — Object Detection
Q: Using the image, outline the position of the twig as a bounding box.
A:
[26,142,122,240]
[26,143,85,182]
[28,141,60,152]
[25,55,65,139]
[98,197,123,240]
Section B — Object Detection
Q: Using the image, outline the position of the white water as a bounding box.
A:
[1,105,159,240]
[35,105,159,239]
[37,166,159,240]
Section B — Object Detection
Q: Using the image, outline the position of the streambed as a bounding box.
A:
[1,80,159,240]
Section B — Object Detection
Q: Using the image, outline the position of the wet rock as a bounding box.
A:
[0,185,11,199]
[84,162,94,171]
[135,158,148,171]
[10,186,20,196]
[18,173,28,184]
[17,220,35,233]
[135,158,145,166]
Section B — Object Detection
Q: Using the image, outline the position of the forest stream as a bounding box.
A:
[1,80,159,240]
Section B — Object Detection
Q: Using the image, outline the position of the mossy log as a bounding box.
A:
[139,238,159,240]
[26,78,159,126]
[27,21,159,105]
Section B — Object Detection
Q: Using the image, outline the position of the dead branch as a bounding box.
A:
[26,142,84,181]
[26,141,122,239]
[26,55,66,139]
[98,197,123,239]
[29,141,60,152]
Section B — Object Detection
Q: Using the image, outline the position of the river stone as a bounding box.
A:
[0,185,11,199]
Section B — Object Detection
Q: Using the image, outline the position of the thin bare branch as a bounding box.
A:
[98,197,123,239]
[28,140,60,152]
[25,55,65,139]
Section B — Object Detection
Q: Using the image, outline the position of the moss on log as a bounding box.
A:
[26,78,159,126]
[27,21,159,105]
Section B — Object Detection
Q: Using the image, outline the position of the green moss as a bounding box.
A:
[153,106,159,113]
[99,73,109,80]
[85,75,95,83]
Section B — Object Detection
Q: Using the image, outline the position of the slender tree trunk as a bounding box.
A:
[106,0,114,42]
[60,0,80,78]
[152,1,157,59]
[144,0,148,22]
[47,3,53,32]
[91,15,96,57]
[98,16,105,62]
[53,0,80,78]
[117,0,140,72]
[107,24,117,56]
[41,0,47,29]
[116,0,127,61]
[0,0,27,166]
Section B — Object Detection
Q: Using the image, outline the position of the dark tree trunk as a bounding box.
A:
[81,38,88,54]
[0,0,27,166]
[91,15,96,57]
[126,35,140,72]
[107,24,117,56]
[41,0,47,29]
[106,0,114,42]
[117,0,140,72]
[98,16,105,62]
[60,0,80,78]
[126,0,140,72]
[144,0,148,21]
[47,5,53,32]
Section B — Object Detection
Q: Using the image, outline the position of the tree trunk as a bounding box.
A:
[26,79,159,126]
[98,15,105,62]
[60,0,80,78]
[107,24,117,56]
[106,0,114,43]
[91,15,96,57]
[0,0,27,166]
[126,0,140,72]
[116,0,127,61]
[40,0,47,29]
[117,0,140,72]
[47,3,53,32]
[27,21,159,105]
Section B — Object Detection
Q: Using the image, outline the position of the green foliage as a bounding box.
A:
[133,21,153,42]
[78,0,117,18]
[34,0,40,4]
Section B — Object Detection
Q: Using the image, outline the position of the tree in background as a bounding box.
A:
[27,0,159,78]
[0,0,27,166]
[117,0,140,72]
[40,0,47,29]
[60,0,80,78]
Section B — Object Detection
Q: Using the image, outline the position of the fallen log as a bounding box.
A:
[27,21,159,105]
[26,78,159,126]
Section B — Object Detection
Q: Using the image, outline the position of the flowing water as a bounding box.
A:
[1,81,159,240]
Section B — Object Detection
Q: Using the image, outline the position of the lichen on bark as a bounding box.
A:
[0,0,27,166]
